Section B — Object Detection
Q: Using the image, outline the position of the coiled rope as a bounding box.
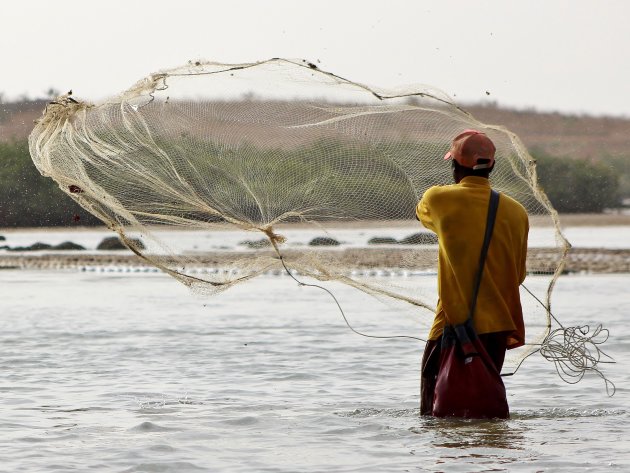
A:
[520,284,616,396]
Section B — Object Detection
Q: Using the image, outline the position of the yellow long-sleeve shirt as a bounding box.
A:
[416,176,528,349]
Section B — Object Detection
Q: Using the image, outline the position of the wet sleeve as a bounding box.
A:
[416,190,436,232]
[519,219,529,283]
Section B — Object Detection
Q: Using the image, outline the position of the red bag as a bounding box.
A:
[432,319,509,418]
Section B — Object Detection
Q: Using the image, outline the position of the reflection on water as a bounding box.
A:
[339,407,420,418]
[513,407,627,419]
[414,418,526,451]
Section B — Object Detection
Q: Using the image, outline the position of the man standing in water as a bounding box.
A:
[416,130,529,417]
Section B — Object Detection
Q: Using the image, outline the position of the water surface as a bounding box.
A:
[1,271,628,472]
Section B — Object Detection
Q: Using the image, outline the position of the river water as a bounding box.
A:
[1,267,628,472]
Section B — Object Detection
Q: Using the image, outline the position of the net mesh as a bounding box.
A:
[28,58,571,373]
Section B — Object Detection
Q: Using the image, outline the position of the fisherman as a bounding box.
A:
[416,129,529,417]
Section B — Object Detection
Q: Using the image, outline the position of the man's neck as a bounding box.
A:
[454,171,490,184]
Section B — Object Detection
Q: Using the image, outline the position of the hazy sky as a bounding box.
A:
[3,0,629,116]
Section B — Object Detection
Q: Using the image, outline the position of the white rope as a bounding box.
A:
[539,324,616,396]
[521,284,616,396]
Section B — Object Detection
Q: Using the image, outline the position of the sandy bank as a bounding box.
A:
[1,247,629,274]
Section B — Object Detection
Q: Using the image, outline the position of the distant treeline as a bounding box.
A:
[0,139,627,227]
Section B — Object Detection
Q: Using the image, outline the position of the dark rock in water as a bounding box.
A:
[0,235,5,241]
[368,236,398,245]
[129,238,145,250]
[238,238,271,249]
[0,245,10,250]
[8,242,53,252]
[97,237,126,250]
[29,242,53,251]
[53,241,86,251]
[97,236,145,250]
[309,236,340,246]
[399,232,438,245]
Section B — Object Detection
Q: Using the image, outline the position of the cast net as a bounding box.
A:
[28,58,606,383]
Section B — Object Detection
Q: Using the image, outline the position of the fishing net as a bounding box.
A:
[29,58,606,382]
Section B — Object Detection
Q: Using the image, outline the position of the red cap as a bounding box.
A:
[444,129,496,170]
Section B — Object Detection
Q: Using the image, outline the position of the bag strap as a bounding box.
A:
[467,189,500,322]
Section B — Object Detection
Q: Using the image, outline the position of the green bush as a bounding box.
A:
[605,154,630,201]
[0,140,101,227]
[534,151,620,213]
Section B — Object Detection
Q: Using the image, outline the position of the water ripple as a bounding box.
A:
[129,421,177,432]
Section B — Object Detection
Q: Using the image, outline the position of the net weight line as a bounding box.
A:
[276,253,426,343]
[262,230,426,343]
[273,234,616,396]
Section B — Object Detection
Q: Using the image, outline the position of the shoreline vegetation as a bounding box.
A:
[0,132,627,227]
[2,99,630,227]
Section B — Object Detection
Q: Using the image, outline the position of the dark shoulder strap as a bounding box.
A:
[467,189,500,321]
